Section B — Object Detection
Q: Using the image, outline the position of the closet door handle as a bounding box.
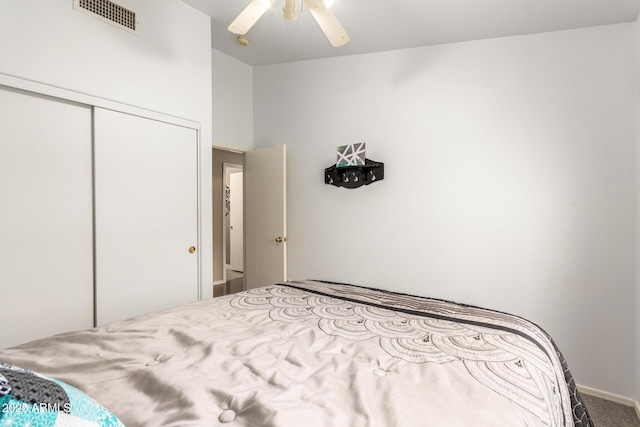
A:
[188,246,196,254]
[275,237,287,243]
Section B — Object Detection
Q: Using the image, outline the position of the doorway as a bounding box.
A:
[212,144,287,296]
[224,163,244,293]
[212,148,244,297]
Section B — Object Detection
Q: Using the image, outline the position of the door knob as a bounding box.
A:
[188,246,196,253]
[275,237,288,243]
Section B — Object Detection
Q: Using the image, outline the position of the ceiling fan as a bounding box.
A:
[228,0,350,47]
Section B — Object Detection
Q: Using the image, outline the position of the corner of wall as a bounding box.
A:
[634,11,640,404]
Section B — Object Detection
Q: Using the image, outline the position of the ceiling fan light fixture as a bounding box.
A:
[229,0,349,47]
[282,0,299,21]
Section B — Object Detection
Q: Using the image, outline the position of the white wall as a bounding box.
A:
[635,17,640,404]
[211,48,252,285]
[212,49,253,151]
[0,0,214,298]
[254,24,637,397]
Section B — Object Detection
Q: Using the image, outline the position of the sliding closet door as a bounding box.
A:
[0,86,93,349]
[94,108,198,326]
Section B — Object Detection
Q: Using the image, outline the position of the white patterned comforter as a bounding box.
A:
[0,280,593,427]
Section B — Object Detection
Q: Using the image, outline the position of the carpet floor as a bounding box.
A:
[583,394,640,427]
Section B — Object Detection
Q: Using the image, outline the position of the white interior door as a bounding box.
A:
[94,108,199,326]
[245,144,287,289]
[229,171,244,272]
[0,86,93,349]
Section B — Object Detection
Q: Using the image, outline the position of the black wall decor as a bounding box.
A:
[325,158,384,189]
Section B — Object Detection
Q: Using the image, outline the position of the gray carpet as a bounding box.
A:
[583,394,640,427]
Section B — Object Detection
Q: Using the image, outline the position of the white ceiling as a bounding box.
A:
[182,0,640,66]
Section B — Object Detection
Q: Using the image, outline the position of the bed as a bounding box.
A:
[0,280,593,427]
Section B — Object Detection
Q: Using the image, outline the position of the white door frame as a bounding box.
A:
[222,162,243,283]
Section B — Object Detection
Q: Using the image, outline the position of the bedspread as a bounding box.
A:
[0,280,592,427]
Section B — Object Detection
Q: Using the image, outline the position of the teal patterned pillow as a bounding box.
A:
[0,362,124,427]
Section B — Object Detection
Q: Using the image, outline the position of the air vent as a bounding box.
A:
[73,0,139,35]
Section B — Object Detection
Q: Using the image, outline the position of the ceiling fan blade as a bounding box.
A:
[228,0,275,35]
[303,0,350,47]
